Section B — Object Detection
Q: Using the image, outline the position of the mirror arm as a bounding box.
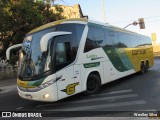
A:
[6,43,23,60]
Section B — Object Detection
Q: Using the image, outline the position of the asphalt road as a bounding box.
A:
[0,58,160,119]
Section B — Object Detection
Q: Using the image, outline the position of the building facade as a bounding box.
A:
[50,4,87,19]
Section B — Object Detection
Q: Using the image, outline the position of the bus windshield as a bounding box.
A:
[18,23,85,79]
[18,27,56,78]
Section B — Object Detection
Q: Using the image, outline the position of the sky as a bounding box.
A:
[55,0,160,43]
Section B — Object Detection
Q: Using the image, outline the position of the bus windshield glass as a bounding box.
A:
[18,23,85,79]
[18,27,56,78]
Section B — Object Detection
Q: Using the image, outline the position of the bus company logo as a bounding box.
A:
[86,54,103,60]
[2,112,11,117]
[132,49,146,55]
[61,82,79,95]
[86,54,97,59]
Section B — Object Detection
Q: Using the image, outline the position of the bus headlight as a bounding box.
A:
[38,79,56,89]
[43,93,50,99]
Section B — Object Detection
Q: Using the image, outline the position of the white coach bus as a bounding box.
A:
[6,18,154,102]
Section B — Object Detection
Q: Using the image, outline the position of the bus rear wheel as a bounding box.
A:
[84,74,101,95]
[140,63,145,74]
[145,61,149,72]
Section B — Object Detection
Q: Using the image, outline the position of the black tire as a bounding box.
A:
[140,63,145,74]
[145,61,149,72]
[83,74,101,95]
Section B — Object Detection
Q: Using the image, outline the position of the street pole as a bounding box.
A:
[124,23,134,29]
[102,0,106,23]
[124,21,138,29]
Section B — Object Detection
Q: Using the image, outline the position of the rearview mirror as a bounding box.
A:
[6,44,22,60]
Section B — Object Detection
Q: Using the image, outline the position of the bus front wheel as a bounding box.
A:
[84,74,101,95]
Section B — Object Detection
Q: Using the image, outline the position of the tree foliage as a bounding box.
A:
[0,0,64,59]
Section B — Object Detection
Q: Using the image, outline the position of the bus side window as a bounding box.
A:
[130,34,135,48]
[84,25,105,52]
[58,23,85,62]
[56,42,71,66]
[54,42,71,71]
[105,30,120,48]
[118,32,127,48]
[109,31,120,47]
[119,33,130,48]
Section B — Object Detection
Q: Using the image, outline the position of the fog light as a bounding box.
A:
[18,92,21,96]
[43,93,49,99]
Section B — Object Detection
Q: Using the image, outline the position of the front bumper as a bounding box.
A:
[17,85,57,102]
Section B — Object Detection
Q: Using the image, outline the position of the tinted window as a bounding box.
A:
[144,37,152,45]
[105,29,120,47]
[130,34,139,48]
[58,23,85,60]
[118,32,130,48]
[146,37,152,45]
[136,36,141,47]
[53,35,72,71]
[139,36,143,46]
[104,29,112,47]
[56,42,69,65]
[84,25,105,52]
[141,37,147,46]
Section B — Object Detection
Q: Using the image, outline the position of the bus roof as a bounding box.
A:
[27,18,88,35]
[88,20,149,38]
[27,18,149,38]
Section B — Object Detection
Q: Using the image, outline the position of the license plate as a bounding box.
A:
[25,94,32,99]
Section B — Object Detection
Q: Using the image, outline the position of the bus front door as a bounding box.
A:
[56,66,74,100]
[54,38,76,100]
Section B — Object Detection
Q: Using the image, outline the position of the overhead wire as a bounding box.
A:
[146,19,160,22]
[60,0,71,6]
[144,15,160,19]
[110,15,160,24]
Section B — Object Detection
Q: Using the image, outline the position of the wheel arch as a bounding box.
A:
[88,71,101,83]
[145,59,149,64]
[82,69,102,92]
[141,60,145,65]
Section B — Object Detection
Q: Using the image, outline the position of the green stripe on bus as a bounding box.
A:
[84,62,100,68]
[103,47,129,72]
[28,78,45,87]
[115,48,134,70]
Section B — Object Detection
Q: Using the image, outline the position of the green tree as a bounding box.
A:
[0,0,64,59]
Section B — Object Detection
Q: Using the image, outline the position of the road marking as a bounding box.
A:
[46,100,146,111]
[70,94,138,104]
[16,107,24,110]
[36,89,133,108]
[96,89,133,96]
[36,94,138,108]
